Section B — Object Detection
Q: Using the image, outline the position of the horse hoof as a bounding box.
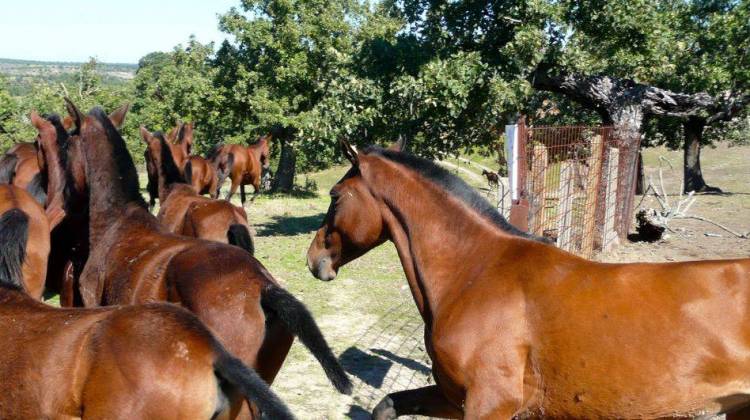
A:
[371,396,397,420]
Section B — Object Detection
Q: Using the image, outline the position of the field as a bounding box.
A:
[46,143,750,418]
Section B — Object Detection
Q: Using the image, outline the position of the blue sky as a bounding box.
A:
[0,0,238,63]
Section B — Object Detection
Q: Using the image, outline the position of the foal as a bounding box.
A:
[60,105,351,417]
[308,141,750,419]
[0,207,294,419]
[140,126,254,253]
[209,134,272,205]
[144,121,218,206]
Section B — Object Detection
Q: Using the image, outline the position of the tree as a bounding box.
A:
[216,0,366,191]
[132,39,221,157]
[532,0,749,193]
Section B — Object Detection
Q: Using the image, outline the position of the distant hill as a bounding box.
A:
[0,57,137,96]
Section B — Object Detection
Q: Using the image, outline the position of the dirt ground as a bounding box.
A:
[602,143,750,263]
[260,143,749,419]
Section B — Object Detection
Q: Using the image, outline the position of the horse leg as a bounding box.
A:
[225,178,239,202]
[240,184,247,206]
[371,385,462,420]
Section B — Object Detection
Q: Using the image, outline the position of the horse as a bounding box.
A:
[307,140,750,419]
[0,207,294,419]
[481,169,500,188]
[56,102,351,417]
[209,135,272,205]
[0,141,46,204]
[0,184,49,299]
[144,122,218,207]
[32,103,129,306]
[140,126,254,254]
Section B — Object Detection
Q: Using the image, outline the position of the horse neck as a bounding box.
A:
[83,131,145,247]
[156,140,186,202]
[368,159,513,323]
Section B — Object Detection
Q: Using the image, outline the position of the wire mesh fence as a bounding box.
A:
[517,124,640,258]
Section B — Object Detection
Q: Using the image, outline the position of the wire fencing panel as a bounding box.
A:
[519,125,638,258]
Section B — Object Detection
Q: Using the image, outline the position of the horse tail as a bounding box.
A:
[184,159,193,185]
[0,153,18,184]
[207,143,224,161]
[213,347,295,420]
[25,172,47,206]
[227,224,254,255]
[260,284,352,395]
[0,208,29,290]
[216,152,234,189]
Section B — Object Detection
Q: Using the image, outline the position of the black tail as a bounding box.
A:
[0,153,18,184]
[0,208,29,290]
[25,172,48,206]
[214,348,296,420]
[184,160,193,185]
[260,284,353,395]
[227,224,254,255]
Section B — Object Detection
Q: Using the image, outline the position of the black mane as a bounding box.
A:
[0,208,29,291]
[364,146,548,243]
[87,107,147,209]
[154,131,187,187]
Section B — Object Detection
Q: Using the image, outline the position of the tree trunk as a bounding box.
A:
[272,137,296,192]
[609,106,644,238]
[682,117,720,194]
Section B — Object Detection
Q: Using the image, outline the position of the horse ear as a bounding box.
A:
[340,138,359,166]
[139,126,153,144]
[108,103,130,129]
[63,97,84,131]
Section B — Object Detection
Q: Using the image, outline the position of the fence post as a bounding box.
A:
[581,136,604,257]
[556,160,576,251]
[529,144,548,236]
[507,116,529,231]
[603,148,620,252]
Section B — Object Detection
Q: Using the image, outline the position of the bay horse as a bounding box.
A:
[140,126,254,254]
[32,103,129,306]
[0,207,294,419]
[144,121,218,206]
[307,140,750,419]
[0,184,49,299]
[58,104,351,417]
[209,135,271,205]
[0,141,46,204]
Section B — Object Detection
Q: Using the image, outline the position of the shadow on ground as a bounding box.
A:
[256,213,325,236]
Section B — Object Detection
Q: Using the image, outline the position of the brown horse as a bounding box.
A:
[0,208,294,419]
[0,184,49,299]
[145,122,218,206]
[0,141,46,204]
[307,141,750,419]
[56,104,350,417]
[32,104,129,306]
[140,126,254,254]
[209,135,271,204]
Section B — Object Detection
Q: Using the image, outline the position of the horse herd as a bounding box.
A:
[1,99,750,419]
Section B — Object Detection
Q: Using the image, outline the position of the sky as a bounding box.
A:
[0,0,239,64]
